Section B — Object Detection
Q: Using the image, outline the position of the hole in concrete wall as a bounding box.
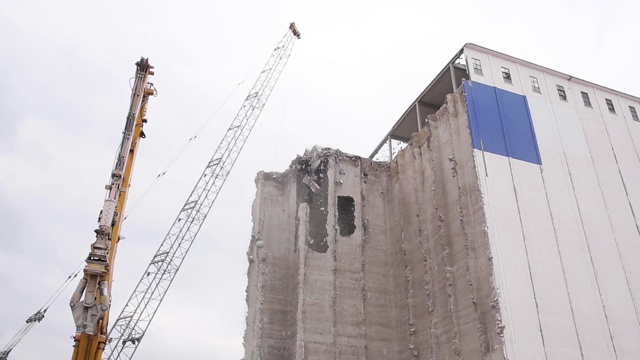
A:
[337,196,356,237]
[297,158,329,253]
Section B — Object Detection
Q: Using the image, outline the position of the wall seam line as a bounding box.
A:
[359,159,369,360]
[587,88,640,328]
[544,73,618,359]
[495,84,548,359]
[537,164,585,358]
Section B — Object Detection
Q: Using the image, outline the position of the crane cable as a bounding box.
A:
[136,49,299,326]
[122,87,238,220]
[153,43,300,328]
[153,59,298,327]
[270,46,302,169]
[41,262,85,311]
[122,63,264,221]
[271,71,292,169]
[1,262,84,356]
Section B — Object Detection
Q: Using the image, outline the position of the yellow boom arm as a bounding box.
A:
[70,58,155,360]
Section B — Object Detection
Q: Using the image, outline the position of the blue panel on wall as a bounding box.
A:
[463,80,542,165]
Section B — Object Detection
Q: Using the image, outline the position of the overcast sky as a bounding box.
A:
[1,0,639,359]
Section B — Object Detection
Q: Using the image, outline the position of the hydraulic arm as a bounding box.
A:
[70,58,155,360]
[104,23,300,360]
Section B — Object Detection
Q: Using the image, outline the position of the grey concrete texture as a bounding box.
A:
[244,92,506,359]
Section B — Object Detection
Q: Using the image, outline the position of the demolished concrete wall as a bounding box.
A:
[244,92,505,359]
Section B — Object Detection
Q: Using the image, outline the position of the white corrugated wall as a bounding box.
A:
[464,46,640,359]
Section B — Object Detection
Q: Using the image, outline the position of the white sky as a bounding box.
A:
[1,0,639,358]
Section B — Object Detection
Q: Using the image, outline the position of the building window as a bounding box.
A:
[605,98,616,114]
[581,92,592,107]
[472,58,483,76]
[557,85,567,101]
[501,67,512,84]
[530,76,541,93]
[630,106,639,122]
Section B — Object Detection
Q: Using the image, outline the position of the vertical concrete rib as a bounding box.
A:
[396,135,431,358]
[411,132,439,359]
[388,158,412,359]
[328,158,338,359]
[334,156,367,359]
[443,94,488,358]
[359,159,370,358]
[449,91,505,359]
[361,159,396,358]
[422,118,456,358]
[295,203,308,360]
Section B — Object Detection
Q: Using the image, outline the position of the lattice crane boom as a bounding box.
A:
[104,23,300,360]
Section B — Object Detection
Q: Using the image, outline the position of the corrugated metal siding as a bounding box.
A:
[464,46,640,359]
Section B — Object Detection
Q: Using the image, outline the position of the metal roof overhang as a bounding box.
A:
[369,47,468,159]
[369,43,640,159]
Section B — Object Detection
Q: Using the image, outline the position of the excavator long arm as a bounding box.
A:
[70,58,155,360]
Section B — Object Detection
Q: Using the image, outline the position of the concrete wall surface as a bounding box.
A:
[244,92,506,359]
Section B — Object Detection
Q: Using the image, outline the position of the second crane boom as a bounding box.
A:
[104,22,301,360]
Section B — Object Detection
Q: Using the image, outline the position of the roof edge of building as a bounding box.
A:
[465,43,640,102]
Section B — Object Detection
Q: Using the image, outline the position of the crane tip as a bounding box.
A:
[289,22,301,39]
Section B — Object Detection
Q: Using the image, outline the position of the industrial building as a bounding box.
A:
[244,44,640,359]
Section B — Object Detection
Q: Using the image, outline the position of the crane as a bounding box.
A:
[103,22,301,359]
[69,58,156,360]
[0,265,82,360]
[0,310,46,360]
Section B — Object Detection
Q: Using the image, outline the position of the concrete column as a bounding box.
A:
[449,63,457,91]
[416,102,422,132]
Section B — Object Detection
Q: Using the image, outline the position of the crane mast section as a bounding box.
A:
[104,23,300,360]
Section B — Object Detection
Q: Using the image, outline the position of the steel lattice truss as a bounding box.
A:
[103,25,299,360]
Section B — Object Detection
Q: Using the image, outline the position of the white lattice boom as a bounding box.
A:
[103,23,300,360]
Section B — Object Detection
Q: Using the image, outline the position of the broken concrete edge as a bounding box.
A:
[410,89,505,344]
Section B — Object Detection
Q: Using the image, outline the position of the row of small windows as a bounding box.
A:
[554,87,638,119]
[471,58,639,121]
[558,87,639,120]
